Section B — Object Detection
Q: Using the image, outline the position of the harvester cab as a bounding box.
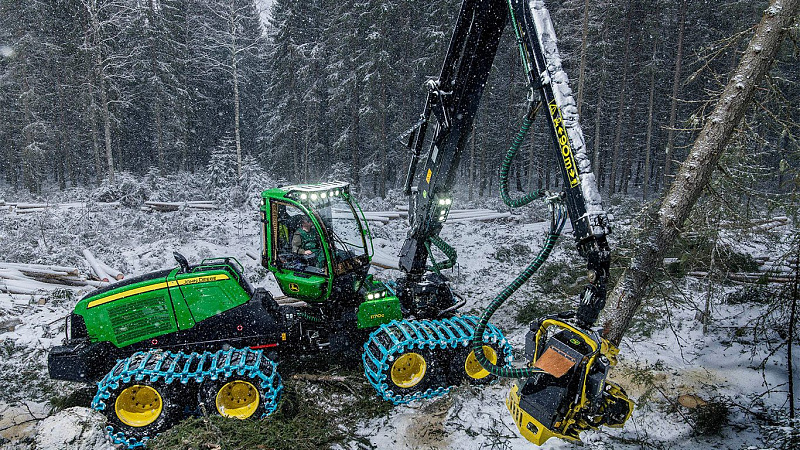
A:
[260,182,376,304]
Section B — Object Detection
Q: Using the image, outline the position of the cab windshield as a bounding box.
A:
[314,196,368,263]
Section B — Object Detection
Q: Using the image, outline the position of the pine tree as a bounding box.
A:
[206,132,239,189]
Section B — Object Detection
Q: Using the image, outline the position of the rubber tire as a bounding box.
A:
[198,374,272,420]
[448,343,505,386]
[102,379,183,446]
[383,348,438,397]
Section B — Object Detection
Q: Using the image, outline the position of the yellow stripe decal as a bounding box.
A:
[87,274,230,309]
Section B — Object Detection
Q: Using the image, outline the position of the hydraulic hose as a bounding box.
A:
[499,102,545,208]
[470,200,566,378]
[426,234,457,274]
[298,311,324,323]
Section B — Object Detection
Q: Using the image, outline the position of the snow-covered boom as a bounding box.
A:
[400,0,632,444]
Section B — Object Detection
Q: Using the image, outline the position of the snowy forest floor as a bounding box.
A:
[0,178,797,449]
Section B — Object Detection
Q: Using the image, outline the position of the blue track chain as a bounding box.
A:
[91,348,282,449]
[362,315,513,404]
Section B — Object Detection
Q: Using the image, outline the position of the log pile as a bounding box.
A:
[2,201,119,214]
[0,251,126,316]
[141,200,218,212]
[752,216,790,231]
[0,262,92,316]
[82,250,124,282]
[686,255,799,284]
[334,206,519,224]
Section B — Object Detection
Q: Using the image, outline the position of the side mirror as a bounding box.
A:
[173,252,190,273]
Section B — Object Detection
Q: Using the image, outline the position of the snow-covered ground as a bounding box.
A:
[0,185,797,449]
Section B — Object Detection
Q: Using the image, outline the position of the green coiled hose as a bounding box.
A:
[426,235,457,274]
[499,102,545,208]
[298,311,323,323]
[470,201,566,378]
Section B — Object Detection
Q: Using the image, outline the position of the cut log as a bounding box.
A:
[447,213,516,223]
[144,201,183,207]
[0,282,39,295]
[96,259,123,280]
[82,249,111,282]
[0,262,80,275]
[371,249,400,270]
[687,271,794,284]
[0,293,36,307]
[186,201,216,205]
[186,204,218,210]
[0,319,23,332]
[15,207,47,214]
[678,394,707,409]
[14,203,49,209]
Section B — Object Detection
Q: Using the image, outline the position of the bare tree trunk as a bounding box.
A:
[148,0,165,176]
[609,0,633,195]
[87,67,102,184]
[469,127,475,201]
[662,0,687,191]
[593,83,604,186]
[20,63,37,194]
[351,76,361,191]
[99,75,114,183]
[576,0,590,117]
[87,4,114,184]
[604,0,800,345]
[232,56,243,178]
[380,77,388,198]
[303,109,310,182]
[643,42,656,200]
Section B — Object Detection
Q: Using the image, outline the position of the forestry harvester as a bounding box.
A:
[48,181,513,448]
[48,0,632,447]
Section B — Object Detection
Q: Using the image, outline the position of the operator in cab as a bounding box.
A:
[292,217,321,259]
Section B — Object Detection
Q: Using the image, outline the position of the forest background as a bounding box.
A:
[1,0,797,202]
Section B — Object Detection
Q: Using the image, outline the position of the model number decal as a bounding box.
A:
[549,100,580,188]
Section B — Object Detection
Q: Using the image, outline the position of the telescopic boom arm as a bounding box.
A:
[399,0,610,327]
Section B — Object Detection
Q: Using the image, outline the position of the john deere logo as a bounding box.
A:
[289,283,300,292]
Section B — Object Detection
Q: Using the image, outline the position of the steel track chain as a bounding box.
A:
[92,347,282,449]
[362,315,513,404]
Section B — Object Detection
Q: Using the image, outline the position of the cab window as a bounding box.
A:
[272,201,326,275]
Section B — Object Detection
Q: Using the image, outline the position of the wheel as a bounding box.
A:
[102,380,182,446]
[448,343,503,386]
[384,349,436,397]
[198,375,272,420]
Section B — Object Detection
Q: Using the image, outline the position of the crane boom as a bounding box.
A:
[398,0,632,445]
[400,0,609,327]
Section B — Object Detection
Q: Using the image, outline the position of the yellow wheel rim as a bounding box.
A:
[215,380,260,419]
[465,346,498,380]
[390,352,427,389]
[115,385,163,428]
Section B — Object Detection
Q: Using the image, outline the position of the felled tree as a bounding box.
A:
[605,0,800,344]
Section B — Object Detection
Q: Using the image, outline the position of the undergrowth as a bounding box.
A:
[149,368,391,450]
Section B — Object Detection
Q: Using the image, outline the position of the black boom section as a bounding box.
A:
[400,0,508,275]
